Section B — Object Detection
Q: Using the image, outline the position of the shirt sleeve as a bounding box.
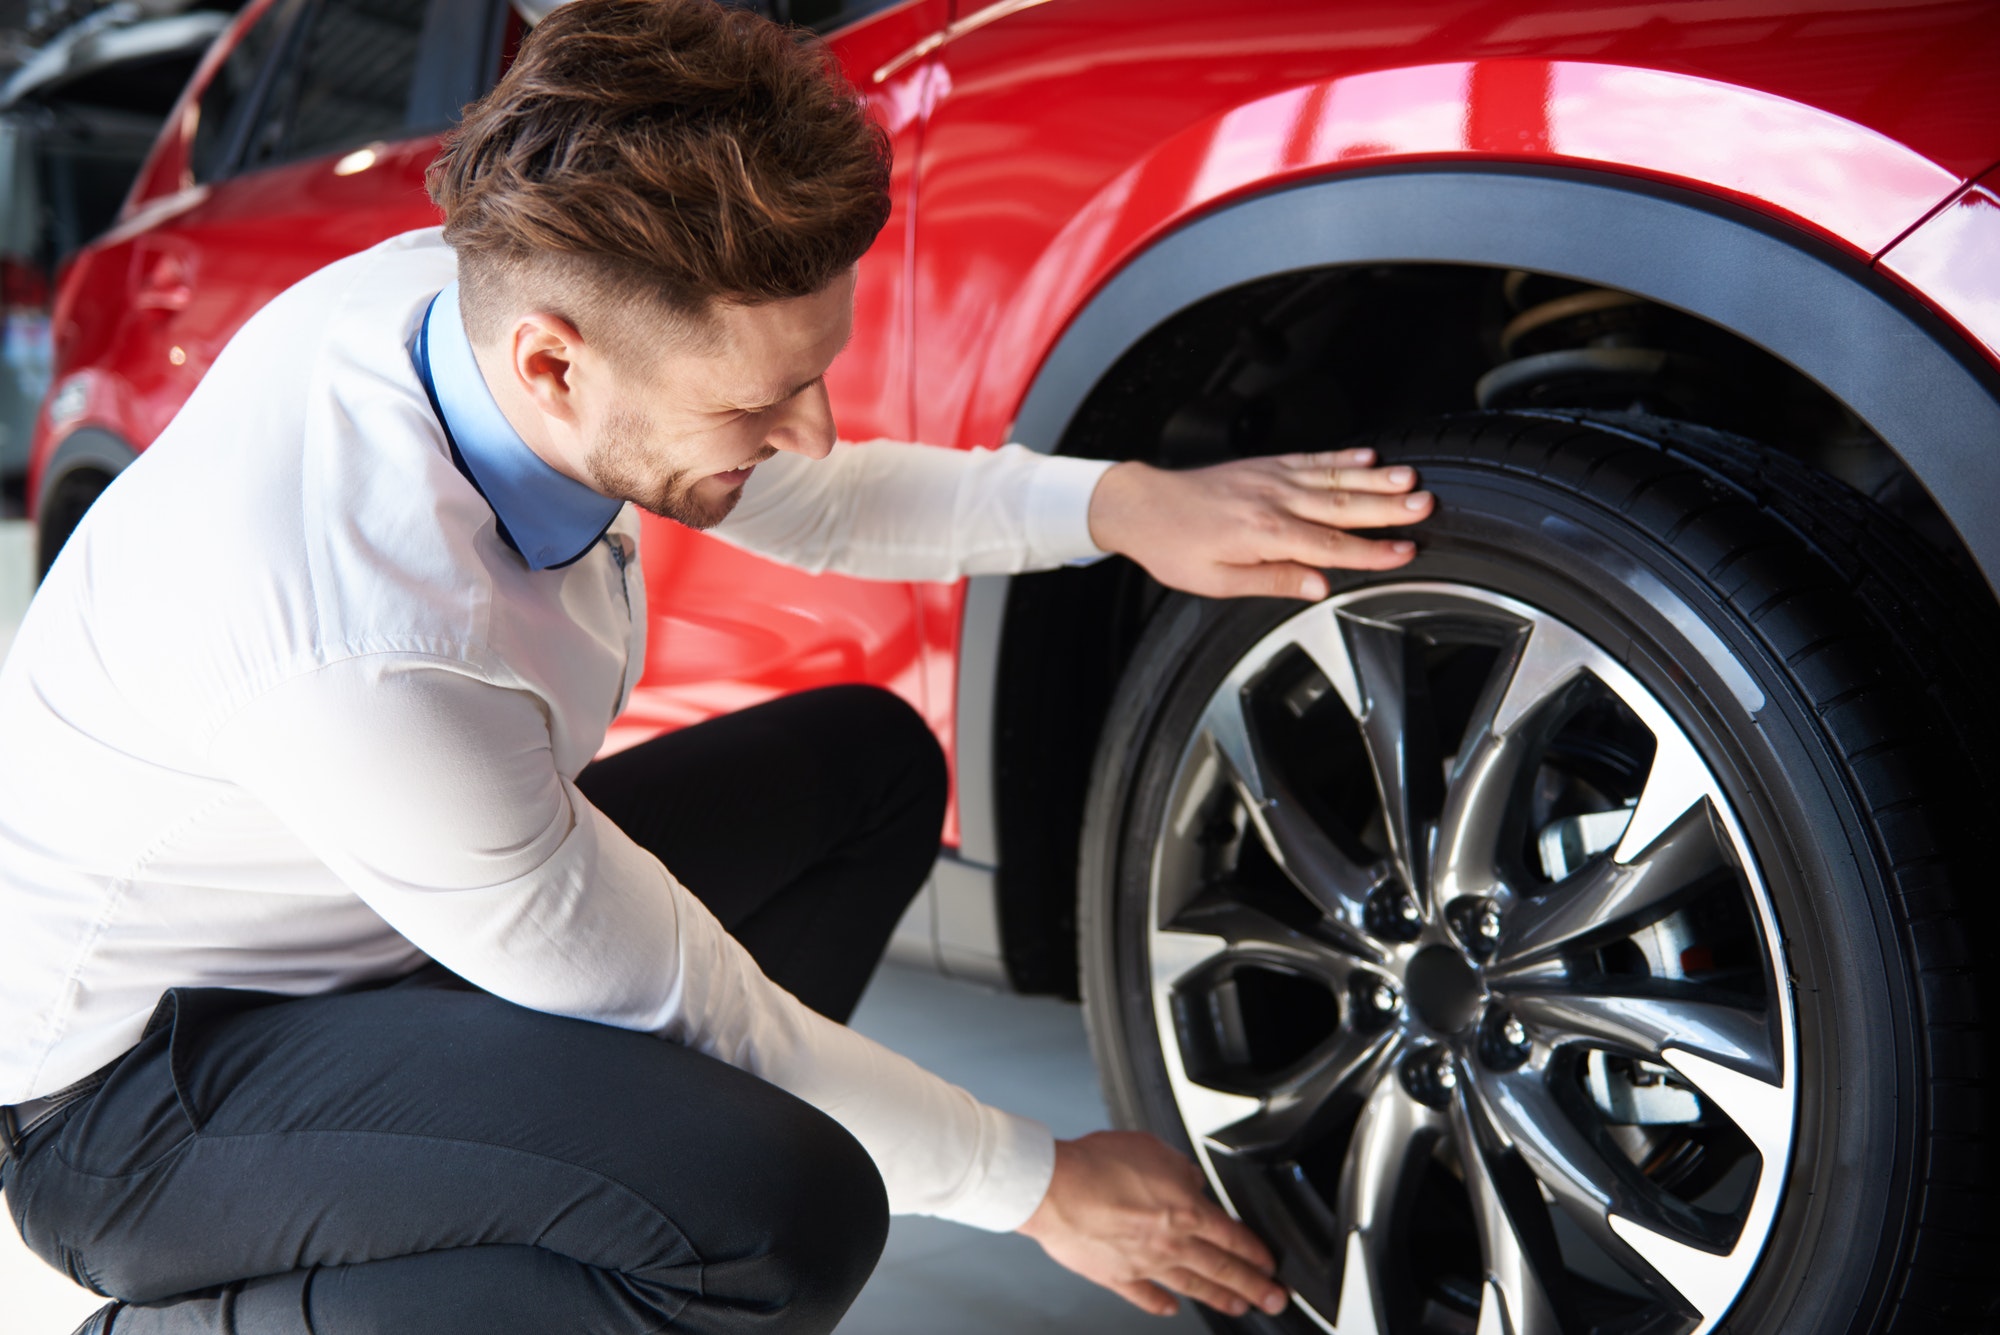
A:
[205,653,1055,1231]
[709,439,1115,579]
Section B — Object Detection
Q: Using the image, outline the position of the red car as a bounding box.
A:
[25,2,2000,1332]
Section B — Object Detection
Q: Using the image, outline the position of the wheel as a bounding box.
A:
[1078,411,1993,1335]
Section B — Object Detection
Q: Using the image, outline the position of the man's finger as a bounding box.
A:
[1188,1207,1279,1275]
[1109,1278,1178,1317]
[1175,1239,1288,1312]
[1278,447,1377,470]
[1158,1266,1256,1317]
[1199,561,1332,600]
[1284,487,1434,530]
[1248,511,1421,574]
[1281,457,1419,494]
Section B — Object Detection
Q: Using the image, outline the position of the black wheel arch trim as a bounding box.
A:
[35,426,138,522]
[959,163,2000,902]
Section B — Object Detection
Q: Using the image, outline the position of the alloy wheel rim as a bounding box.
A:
[1145,583,1797,1335]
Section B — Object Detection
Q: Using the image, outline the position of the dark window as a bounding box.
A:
[241,0,430,170]
[777,0,907,33]
[188,2,294,183]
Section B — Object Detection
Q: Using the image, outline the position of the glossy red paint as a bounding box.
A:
[1877,168,2000,373]
[910,0,2000,454]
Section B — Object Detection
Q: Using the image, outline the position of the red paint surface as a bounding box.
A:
[1877,168,2000,372]
[28,0,2000,855]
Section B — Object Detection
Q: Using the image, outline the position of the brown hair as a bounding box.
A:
[427,0,891,354]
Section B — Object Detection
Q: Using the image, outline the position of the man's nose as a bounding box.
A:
[771,382,836,461]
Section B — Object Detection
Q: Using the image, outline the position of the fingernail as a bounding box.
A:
[1351,449,1375,463]
[1231,1301,1249,1317]
[1404,491,1431,510]
[1389,467,1413,484]
[1301,575,1328,598]
[1264,1293,1288,1314]
[1392,540,1416,555]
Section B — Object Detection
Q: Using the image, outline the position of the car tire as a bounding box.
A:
[1078,410,1993,1335]
[34,467,113,581]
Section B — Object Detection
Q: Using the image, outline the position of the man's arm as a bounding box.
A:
[712,439,1430,591]
[205,653,1052,1231]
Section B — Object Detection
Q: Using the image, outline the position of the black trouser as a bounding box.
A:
[3,685,947,1334]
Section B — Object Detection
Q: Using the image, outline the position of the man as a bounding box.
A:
[0,2,1434,1331]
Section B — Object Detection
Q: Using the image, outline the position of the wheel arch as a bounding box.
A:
[33,426,138,580]
[965,166,2000,993]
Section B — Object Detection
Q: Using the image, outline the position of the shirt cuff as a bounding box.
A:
[935,1106,1058,1232]
[1022,452,1116,568]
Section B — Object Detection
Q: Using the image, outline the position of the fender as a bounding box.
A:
[953,166,2000,870]
[932,55,1982,456]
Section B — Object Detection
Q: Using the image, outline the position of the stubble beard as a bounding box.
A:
[585,406,739,531]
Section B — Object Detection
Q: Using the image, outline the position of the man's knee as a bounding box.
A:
[810,686,945,794]
[712,1103,889,1331]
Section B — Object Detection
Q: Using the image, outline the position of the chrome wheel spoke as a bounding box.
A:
[1472,1066,1720,1307]
[1606,1049,1792,1322]
[1330,1077,1442,1335]
[1505,981,1776,1082]
[1199,691,1378,923]
[1449,1081,1566,1335]
[1343,618,1444,901]
[1435,619,1592,903]
[1494,802,1728,968]
[1149,925,1229,992]
[1167,887,1363,981]
[1211,1026,1400,1156]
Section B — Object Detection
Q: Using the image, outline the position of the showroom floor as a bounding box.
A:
[0,517,1200,1335]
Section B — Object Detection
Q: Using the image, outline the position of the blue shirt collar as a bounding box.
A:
[413,282,623,571]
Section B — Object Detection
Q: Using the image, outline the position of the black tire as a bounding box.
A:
[34,467,113,582]
[1079,410,1993,1335]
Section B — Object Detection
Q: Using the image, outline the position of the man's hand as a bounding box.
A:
[1017,1131,1288,1320]
[1086,448,1431,600]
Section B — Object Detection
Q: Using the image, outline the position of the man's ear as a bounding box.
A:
[509,312,586,422]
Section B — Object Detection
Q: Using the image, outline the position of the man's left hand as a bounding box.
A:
[1086,447,1432,600]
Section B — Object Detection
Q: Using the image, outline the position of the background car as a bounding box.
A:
[24,2,2000,1333]
[0,0,242,508]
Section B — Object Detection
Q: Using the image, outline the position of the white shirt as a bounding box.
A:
[0,228,1114,1231]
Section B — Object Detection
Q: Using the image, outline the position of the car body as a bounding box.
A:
[23,3,2000,1332]
[0,2,237,494]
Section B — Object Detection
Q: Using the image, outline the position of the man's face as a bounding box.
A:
[579,269,856,530]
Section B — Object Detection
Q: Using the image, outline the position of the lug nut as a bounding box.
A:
[1401,1044,1459,1108]
[1350,973,1401,1027]
[1365,885,1424,943]
[1446,897,1503,960]
[1479,1009,1532,1071]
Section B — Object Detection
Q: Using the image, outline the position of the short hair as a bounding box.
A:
[426,0,891,356]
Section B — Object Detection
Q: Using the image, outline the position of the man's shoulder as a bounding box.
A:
[89,227,499,685]
[300,226,457,297]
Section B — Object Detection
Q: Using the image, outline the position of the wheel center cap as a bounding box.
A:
[1405,946,1483,1033]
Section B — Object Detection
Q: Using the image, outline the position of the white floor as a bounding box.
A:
[0,518,1200,1334]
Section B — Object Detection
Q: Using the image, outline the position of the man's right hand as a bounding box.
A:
[1016,1130,1289,1319]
